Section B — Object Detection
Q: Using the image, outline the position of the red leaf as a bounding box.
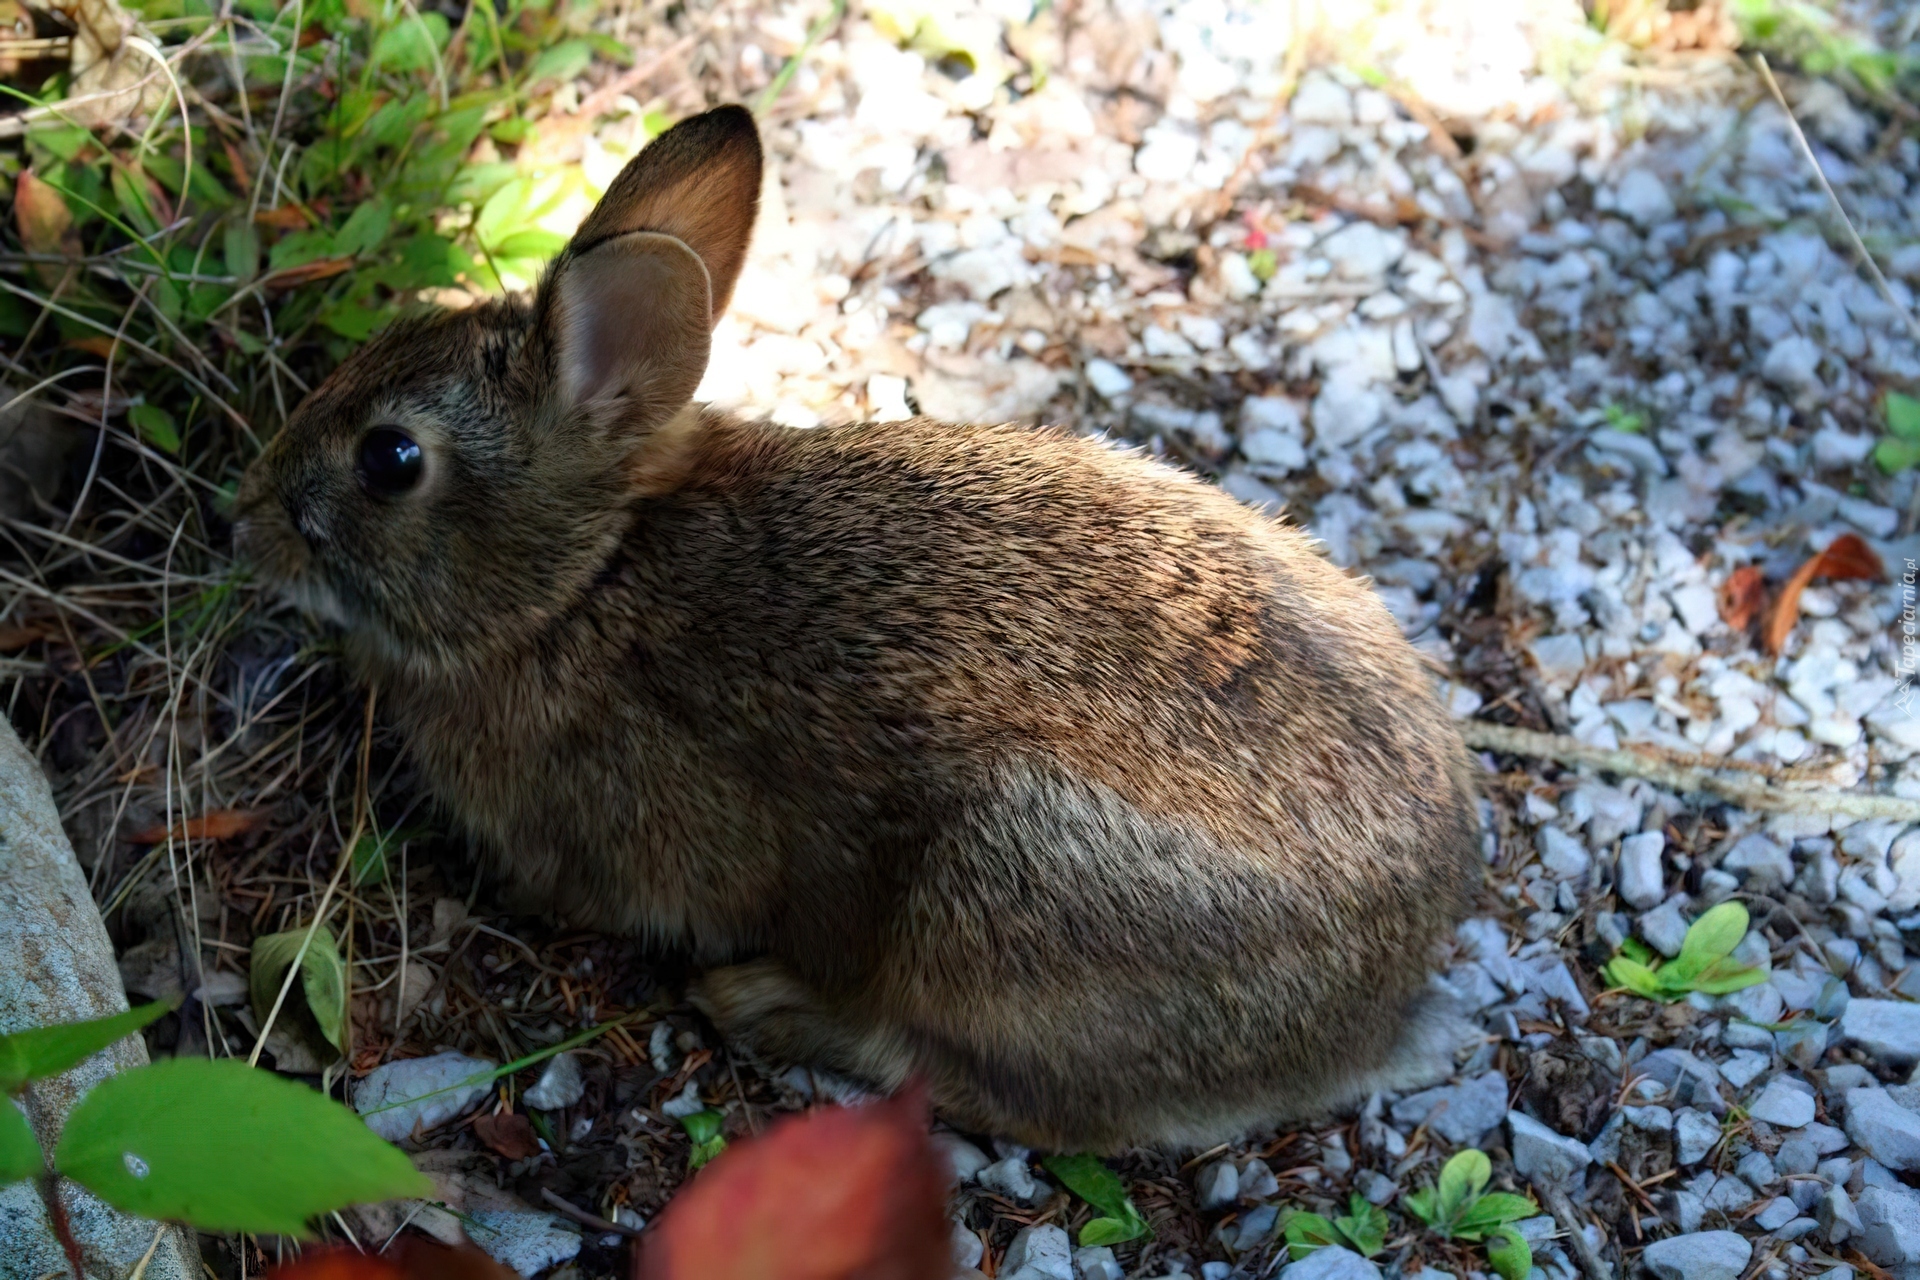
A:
[263,256,356,290]
[474,1110,542,1161]
[127,808,267,844]
[635,1082,949,1280]
[266,1238,517,1280]
[1764,533,1885,655]
[1717,565,1765,633]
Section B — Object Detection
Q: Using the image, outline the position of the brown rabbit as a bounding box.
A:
[236,105,1483,1151]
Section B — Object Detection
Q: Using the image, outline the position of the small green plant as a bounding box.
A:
[1247,248,1278,281]
[680,1108,728,1170]
[1041,1154,1151,1246]
[1873,392,1920,474]
[1402,1150,1536,1280]
[2,1001,428,1265]
[1602,402,1645,433]
[1603,900,1768,1002]
[1282,1193,1389,1259]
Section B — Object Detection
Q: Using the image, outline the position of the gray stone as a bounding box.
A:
[1074,1245,1123,1280]
[355,1050,495,1142]
[1508,1111,1591,1188]
[980,1156,1046,1204]
[1705,1175,1757,1213]
[1775,1134,1818,1175]
[1642,1230,1752,1280]
[1750,1078,1817,1129]
[1777,1217,1819,1241]
[1675,1108,1721,1165]
[1857,1185,1920,1265]
[1356,1168,1397,1205]
[1792,1179,1826,1211]
[935,1134,992,1184]
[1238,1157,1279,1200]
[1196,1159,1239,1209]
[1755,1197,1800,1231]
[1278,1246,1383,1280]
[953,1221,985,1269]
[1737,1150,1779,1190]
[1841,1000,1920,1065]
[465,1209,582,1276]
[1228,1204,1279,1250]
[1720,1050,1771,1089]
[1722,834,1794,888]
[0,720,198,1278]
[1624,1105,1673,1132]
[1806,1123,1849,1155]
[1641,898,1692,956]
[1845,1089,1920,1170]
[1819,1157,1855,1186]
[1392,1071,1508,1145]
[1618,831,1667,908]
[1821,1187,1864,1243]
[1670,1190,1706,1234]
[1537,825,1591,880]
[1004,1224,1073,1280]
[521,1051,585,1111]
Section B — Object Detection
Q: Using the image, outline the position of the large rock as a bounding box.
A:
[1845,1089,1920,1171]
[1642,1231,1752,1280]
[1841,1001,1920,1065]
[1857,1185,1920,1265]
[0,720,197,1278]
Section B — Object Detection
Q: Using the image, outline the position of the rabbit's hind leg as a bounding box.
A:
[690,958,915,1093]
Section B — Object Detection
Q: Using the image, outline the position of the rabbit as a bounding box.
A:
[236,104,1484,1152]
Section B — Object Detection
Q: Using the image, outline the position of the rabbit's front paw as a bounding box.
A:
[690,960,912,1092]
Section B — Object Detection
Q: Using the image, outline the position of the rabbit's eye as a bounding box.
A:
[358,427,423,496]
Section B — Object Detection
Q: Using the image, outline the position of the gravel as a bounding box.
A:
[1840,1001,1920,1064]
[1508,1111,1591,1189]
[1003,1225,1073,1280]
[1748,1078,1817,1129]
[1856,1185,1920,1265]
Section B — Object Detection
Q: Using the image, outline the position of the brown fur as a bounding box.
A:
[235,107,1482,1151]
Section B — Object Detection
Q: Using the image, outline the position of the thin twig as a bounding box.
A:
[1460,720,1920,822]
[539,1187,643,1239]
[1753,53,1920,346]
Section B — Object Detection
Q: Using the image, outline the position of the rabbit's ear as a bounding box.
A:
[548,231,711,427]
[566,104,762,322]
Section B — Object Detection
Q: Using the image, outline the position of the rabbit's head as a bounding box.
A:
[236,106,762,676]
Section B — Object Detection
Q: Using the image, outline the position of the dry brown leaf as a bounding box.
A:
[127,807,267,844]
[262,256,354,290]
[15,169,74,256]
[472,1110,541,1161]
[1764,533,1884,655]
[0,620,51,650]
[254,203,315,230]
[1717,564,1765,633]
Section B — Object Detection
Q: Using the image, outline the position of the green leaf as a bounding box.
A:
[223,219,259,282]
[1041,1154,1133,1223]
[1619,937,1655,964]
[1888,392,1920,441]
[249,925,348,1058]
[108,166,161,238]
[128,403,180,453]
[0,1001,175,1093]
[1283,1211,1343,1260]
[350,831,389,887]
[1686,957,1769,995]
[369,11,450,73]
[1435,1149,1491,1228]
[1042,1154,1150,1244]
[1603,954,1665,998]
[1247,247,1276,281]
[679,1108,726,1170]
[333,197,393,258]
[1080,1215,1147,1247]
[490,228,568,261]
[1876,436,1920,474]
[1455,1192,1538,1240]
[268,227,337,272]
[54,1058,429,1235]
[526,38,594,85]
[1487,1225,1532,1280]
[1402,1187,1439,1228]
[1665,902,1748,985]
[0,1102,44,1183]
[1335,1193,1388,1256]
